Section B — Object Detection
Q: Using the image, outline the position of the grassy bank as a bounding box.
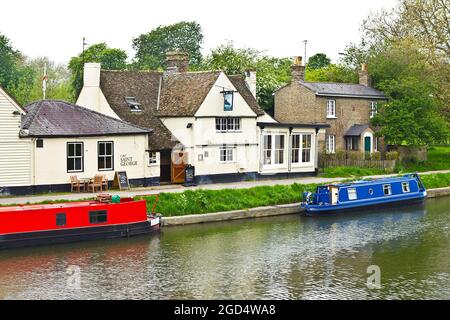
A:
[137,172,450,217]
[322,146,449,178]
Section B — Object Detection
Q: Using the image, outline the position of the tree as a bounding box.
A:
[200,42,291,113]
[307,53,331,69]
[371,77,448,145]
[132,21,203,70]
[363,0,450,61]
[68,43,128,96]
[0,33,22,89]
[305,64,358,83]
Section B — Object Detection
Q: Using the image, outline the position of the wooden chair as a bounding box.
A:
[88,175,103,193]
[102,175,108,191]
[70,176,85,193]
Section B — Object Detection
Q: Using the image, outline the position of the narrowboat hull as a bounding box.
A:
[303,191,427,216]
[0,219,161,250]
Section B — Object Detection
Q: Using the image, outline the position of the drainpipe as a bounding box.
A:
[288,127,293,174]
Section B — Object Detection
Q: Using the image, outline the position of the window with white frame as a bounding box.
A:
[292,134,312,164]
[327,100,336,118]
[149,151,157,165]
[263,134,285,165]
[370,101,378,118]
[263,135,272,165]
[291,135,300,163]
[302,134,312,163]
[67,142,83,172]
[219,146,234,162]
[98,141,114,171]
[326,135,335,154]
[216,118,241,132]
[402,182,410,193]
[348,188,357,200]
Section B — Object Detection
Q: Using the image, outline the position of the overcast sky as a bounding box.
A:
[1,0,398,65]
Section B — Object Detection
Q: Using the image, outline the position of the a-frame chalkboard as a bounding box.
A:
[113,171,130,190]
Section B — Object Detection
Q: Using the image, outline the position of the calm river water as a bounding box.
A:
[1,197,449,300]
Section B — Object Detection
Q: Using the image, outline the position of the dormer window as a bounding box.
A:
[125,97,142,112]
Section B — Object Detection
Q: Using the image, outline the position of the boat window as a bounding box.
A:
[383,184,392,196]
[56,213,66,227]
[348,188,357,200]
[402,182,410,193]
[89,210,108,224]
[369,188,374,195]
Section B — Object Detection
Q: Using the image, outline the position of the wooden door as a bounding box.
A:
[171,151,188,184]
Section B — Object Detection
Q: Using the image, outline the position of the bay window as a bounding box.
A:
[263,134,285,166]
[291,133,312,164]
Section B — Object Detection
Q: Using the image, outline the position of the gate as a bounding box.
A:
[171,151,188,184]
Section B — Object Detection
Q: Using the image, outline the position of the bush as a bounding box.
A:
[386,151,399,160]
[372,151,381,160]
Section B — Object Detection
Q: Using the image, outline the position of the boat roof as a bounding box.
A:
[328,175,418,188]
[0,200,116,213]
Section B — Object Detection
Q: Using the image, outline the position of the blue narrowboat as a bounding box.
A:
[301,174,427,215]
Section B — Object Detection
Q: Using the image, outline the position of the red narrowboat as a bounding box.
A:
[0,196,161,249]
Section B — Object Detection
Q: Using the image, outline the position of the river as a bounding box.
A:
[0,197,449,300]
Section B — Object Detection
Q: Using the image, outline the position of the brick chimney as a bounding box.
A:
[358,63,372,87]
[291,56,305,82]
[244,69,257,99]
[165,51,189,73]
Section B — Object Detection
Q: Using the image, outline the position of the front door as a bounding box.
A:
[171,151,188,184]
[364,136,371,153]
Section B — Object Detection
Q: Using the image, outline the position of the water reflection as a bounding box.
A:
[0,197,449,299]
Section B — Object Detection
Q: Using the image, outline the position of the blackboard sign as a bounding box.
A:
[113,171,130,190]
[183,165,196,187]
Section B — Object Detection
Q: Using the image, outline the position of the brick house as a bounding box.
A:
[274,58,387,154]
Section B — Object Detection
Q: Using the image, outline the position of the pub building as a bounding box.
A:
[0,86,159,196]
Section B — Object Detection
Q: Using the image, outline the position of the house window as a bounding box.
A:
[263,135,272,165]
[327,100,336,118]
[402,182,410,193]
[346,137,359,151]
[302,134,312,163]
[36,139,44,148]
[125,97,142,112]
[223,91,234,111]
[263,134,285,165]
[348,188,357,200]
[56,213,66,227]
[149,151,157,165]
[89,210,108,224]
[292,134,313,164]
[383,184,392,196]
[326,135,335,154]
[370,101,378,118]
[98,141,114,171]
[219,146,234,162]
[291,135,300,164]
[67,142,83,172]
[216,118,241,131]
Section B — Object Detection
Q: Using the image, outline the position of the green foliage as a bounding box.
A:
[132,21,203,70]
[386,151,399,160]
[371,77,448,145]
[398,146,450,172]
[420,173,450,190]
[200,42,291,112]
[137,183,320,216]
[322,166,388,178]
[305,64,358,83]
[307,53,331,69]
[0,33,22,88]
[68,43,128,97]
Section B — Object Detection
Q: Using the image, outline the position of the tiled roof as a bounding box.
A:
[344,124,370,136]
[21,100,150,137]
[299,81,386,98]
[158,71,221,117]
[227,75,265,116]
[100,70,178,150]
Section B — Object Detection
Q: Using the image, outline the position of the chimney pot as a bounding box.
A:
[358,63,372,87]
[291,56,305,82]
